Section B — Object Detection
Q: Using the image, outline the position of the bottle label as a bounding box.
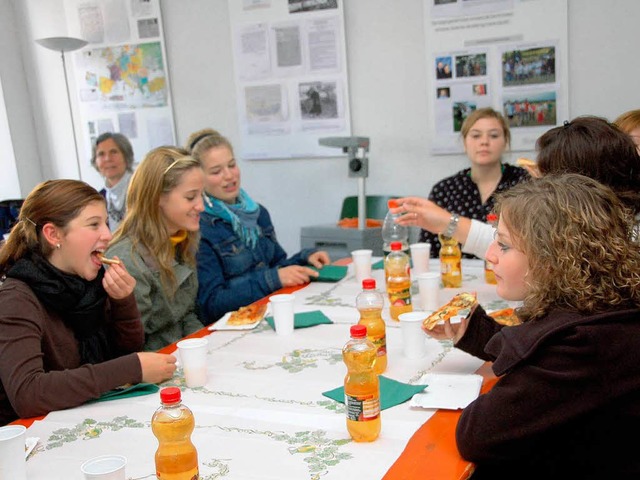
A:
[388,286,412,306]
[370,334,387,356]
[441,259,461,275]
[345,393,380,421]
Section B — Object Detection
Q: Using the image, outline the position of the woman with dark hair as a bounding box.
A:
[425,174,640,478]
[395,115,640,256]
[106,146,205,350]
[91,132,135,231]
[0,179,175,425]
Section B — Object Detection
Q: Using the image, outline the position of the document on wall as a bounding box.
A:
[63,0,176,169]
[228,0,351,160]
[424,0,569,154]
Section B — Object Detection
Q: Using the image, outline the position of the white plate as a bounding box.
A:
[207,306,268,331]
[410,373,483,410]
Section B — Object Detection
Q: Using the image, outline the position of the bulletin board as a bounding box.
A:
[425,0,569,154]
[227,0,352,160]
[64,0,176,165]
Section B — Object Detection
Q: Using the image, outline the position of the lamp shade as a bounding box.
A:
[35,36,88,53]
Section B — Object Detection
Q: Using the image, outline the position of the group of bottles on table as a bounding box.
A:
[152,387,200,479]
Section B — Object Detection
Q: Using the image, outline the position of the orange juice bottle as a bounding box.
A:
[152,387,199,479]
[356,278,387,374]
[343,324,381,442]
[385,241,413,320]
[484,214,498,284]
[438,234,462,288]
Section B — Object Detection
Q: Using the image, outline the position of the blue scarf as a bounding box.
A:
[203,189,261,248]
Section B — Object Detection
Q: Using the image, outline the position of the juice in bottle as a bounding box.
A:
[385,241,413,320]
[438,234,462,288]
[152,387,199,480]
[343,324,381,442]
[356,278,387,374]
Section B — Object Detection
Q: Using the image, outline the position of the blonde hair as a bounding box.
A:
[185,128,234,163]
[110,146,201,296]
[460,107,511,147]
[614,109,640,134]
[494,174,640,322]
[0,180,104,276]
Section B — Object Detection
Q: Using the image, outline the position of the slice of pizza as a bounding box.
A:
[422,292,477,330]
[226,303,268,326]
[489,308,521,326]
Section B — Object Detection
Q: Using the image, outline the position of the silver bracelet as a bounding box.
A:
[443,213,460,238]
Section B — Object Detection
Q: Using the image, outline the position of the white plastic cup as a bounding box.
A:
[0,425,26,480]
[176,338,208,388]
[410,242,431,277]
[269,294,296,336]
[351,249,373,284]
[417,271,440,312]
[398,312,428,359]
[80,454,127,479]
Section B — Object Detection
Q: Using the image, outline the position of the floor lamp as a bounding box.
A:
[35,36,88,180]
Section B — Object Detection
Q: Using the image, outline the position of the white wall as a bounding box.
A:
[3,0,640,254]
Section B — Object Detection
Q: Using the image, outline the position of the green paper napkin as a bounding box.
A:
[322,375,427,411]
[92,383,159,403]
[372,259,384,270]
[265,310,333,330]
[310,265,348,282]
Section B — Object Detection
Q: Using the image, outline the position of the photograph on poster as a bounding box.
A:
[299,81,338,119]
[436,56,453,79]
[437,87,451,98]
[453,101,476,132]
[502,91,556,128]
[473,83,487,95]
[455,53,487,77]
[245,84,288,123]
[289,0,338,14]
[502,46,555,87]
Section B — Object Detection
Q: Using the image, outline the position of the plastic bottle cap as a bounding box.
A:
[160,386,181,404]
[362,278,376,289]
[350,324,367,338]
[388,199,399,209]
[390,241,402,251]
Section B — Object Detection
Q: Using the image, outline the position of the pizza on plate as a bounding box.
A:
[422,292,477,330]
[226,303,268,326]
[489,308,521,326]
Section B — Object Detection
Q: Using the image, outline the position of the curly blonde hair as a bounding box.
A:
[494,174,640,321]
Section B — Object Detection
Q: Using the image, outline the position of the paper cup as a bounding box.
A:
[177,338,208,388]
[351,249,373,284]
[410,242,431,277]
[80,454,127,479]
[0,425,26,480]
[398,312,428,359]
[417,271,440,312]
[269,294,295,336]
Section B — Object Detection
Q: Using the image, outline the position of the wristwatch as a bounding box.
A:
[443,213,460,238]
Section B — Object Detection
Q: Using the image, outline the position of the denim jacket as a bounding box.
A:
[197,205,316,324]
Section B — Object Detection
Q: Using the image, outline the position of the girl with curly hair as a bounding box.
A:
[426,174,640,479]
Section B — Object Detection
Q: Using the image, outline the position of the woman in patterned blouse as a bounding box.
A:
[417,108,528,258]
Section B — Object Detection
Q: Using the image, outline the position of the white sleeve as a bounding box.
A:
[461,219,494,259]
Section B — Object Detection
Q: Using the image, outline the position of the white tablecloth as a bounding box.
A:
[24,259,510,479]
